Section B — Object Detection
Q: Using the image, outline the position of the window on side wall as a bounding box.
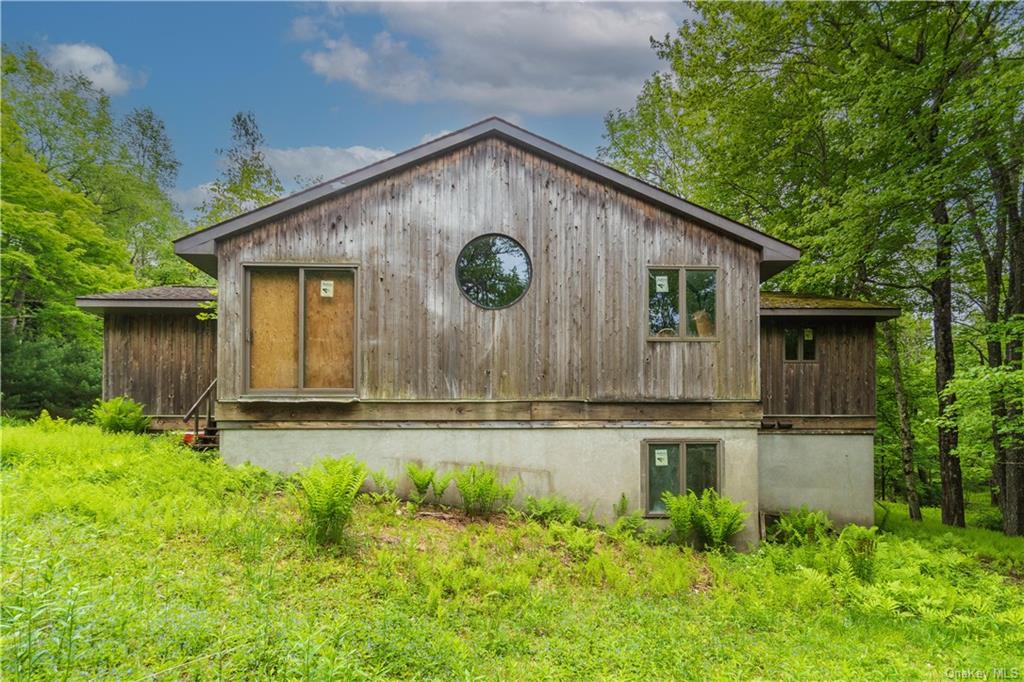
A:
[646,267,717,340]
[783,326,816,362]
[246,266,357,394]
[643,441,721,516]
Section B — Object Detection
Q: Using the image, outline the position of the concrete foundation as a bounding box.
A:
[757,432,875,526]
[221,425,762,548]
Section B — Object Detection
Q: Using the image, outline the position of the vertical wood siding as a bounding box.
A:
[103,312,217,415]
[217,138,762,402]
[759,318,876,415]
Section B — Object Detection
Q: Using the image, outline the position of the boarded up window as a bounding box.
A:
[248,266,356,392]
[249,269,299,389]
[304,269,355,390]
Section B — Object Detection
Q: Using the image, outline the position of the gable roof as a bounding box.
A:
[76,286,215,314]
[174,116,800,280]
[760,292,900,319]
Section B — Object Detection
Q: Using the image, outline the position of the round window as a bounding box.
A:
[456,234,532,309]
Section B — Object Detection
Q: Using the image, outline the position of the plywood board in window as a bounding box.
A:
[250,269,299,389]
[304,269,355,389]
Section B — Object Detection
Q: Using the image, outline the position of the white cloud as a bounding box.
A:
[170,183,215,216]
[299,3,686,115]
[263,144,394,185]
[172,144,393,218]
[420,129,452,144]
[289,15,326,42]
[45,43,143,95]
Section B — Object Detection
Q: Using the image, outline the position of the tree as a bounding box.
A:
[196,111,283,227]
[602,1,1023,531]
[2,48,190,282]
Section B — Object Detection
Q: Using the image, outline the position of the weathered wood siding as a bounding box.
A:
[760,318,876,416]
[217,138,762,403]
[104,312,217,415]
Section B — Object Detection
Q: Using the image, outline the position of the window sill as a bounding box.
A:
[238,394,359,404]
[644,512,669,520]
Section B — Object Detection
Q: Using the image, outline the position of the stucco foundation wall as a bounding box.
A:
[221,425,762,548]
[757,433,874,527]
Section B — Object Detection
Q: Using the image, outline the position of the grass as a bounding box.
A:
[2,421,1023,680]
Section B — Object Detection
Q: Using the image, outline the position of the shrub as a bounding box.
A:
[523,495,581,526]
[431,471,455,504]
[406,463,435,504]
[294,456,367,545]
[837,524,878,583]
[662,491,697,546]
[90,397,151,434]
[692,489,748,551]
[549,522,597,561]
[767,506,833,546]
[453,464,517,516]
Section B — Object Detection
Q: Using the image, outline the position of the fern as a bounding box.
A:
[837,524,878,583]
[293,456,367,545]
[691,489,748,551]
[524,495,580,526]
[431,471,455,503]
[90,397,151,434]
[662,491,697,546]
[454,464,517,516]
[406,463,435,503]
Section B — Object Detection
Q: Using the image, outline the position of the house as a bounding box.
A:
[78,118,898,545]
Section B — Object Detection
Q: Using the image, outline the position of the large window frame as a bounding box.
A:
[645,265,720,342]
[242,263,360,397]
[640,439,724,518]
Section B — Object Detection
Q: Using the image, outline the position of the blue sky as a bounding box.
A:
[2,1,687,217]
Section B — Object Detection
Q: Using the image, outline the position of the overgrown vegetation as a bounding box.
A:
[662,489,748,551]
[3,422,1022,678]
[452,464,517,517]
[89,397,151,434]
[293,457,367,546]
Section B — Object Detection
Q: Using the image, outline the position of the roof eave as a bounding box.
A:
[760,307,901,319]
[75,298,212,314]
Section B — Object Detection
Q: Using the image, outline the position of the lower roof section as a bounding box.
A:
[760,292,900,319]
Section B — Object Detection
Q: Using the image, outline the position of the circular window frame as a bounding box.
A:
[455,233,533,310]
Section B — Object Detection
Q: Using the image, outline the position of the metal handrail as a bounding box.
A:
[184,378,217,425]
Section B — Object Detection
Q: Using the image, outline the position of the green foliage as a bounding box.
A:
[691,489,748,551]
[661,491,696,546]
[1,333,102,417]
[767,507,834,546]
[453,464,517,517]
[3,421,1024,678]
[89,397,151,434]
[405,463,435,504]
[195,111,283,227]
[293,457,367,545]
[523,495,581,526]
[836,525,879,583]
[430,470,455,504]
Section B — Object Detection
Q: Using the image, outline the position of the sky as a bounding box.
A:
[2,1,689,218]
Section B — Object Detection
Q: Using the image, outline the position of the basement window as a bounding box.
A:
[784,327,816,362]
[647,267,717,340]
[642,441,721,516]
[246,266,357,394]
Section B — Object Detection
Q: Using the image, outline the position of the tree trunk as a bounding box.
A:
[1001,182,1024,536]
[932,200,965,527]
[882,321,922,521]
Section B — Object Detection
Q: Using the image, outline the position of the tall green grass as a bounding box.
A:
[2,421,1022,679]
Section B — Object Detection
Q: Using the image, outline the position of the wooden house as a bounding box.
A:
[85,118,899,544]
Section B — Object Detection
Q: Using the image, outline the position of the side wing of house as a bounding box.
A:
[76,287,216,428]
[757,293,899,526]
